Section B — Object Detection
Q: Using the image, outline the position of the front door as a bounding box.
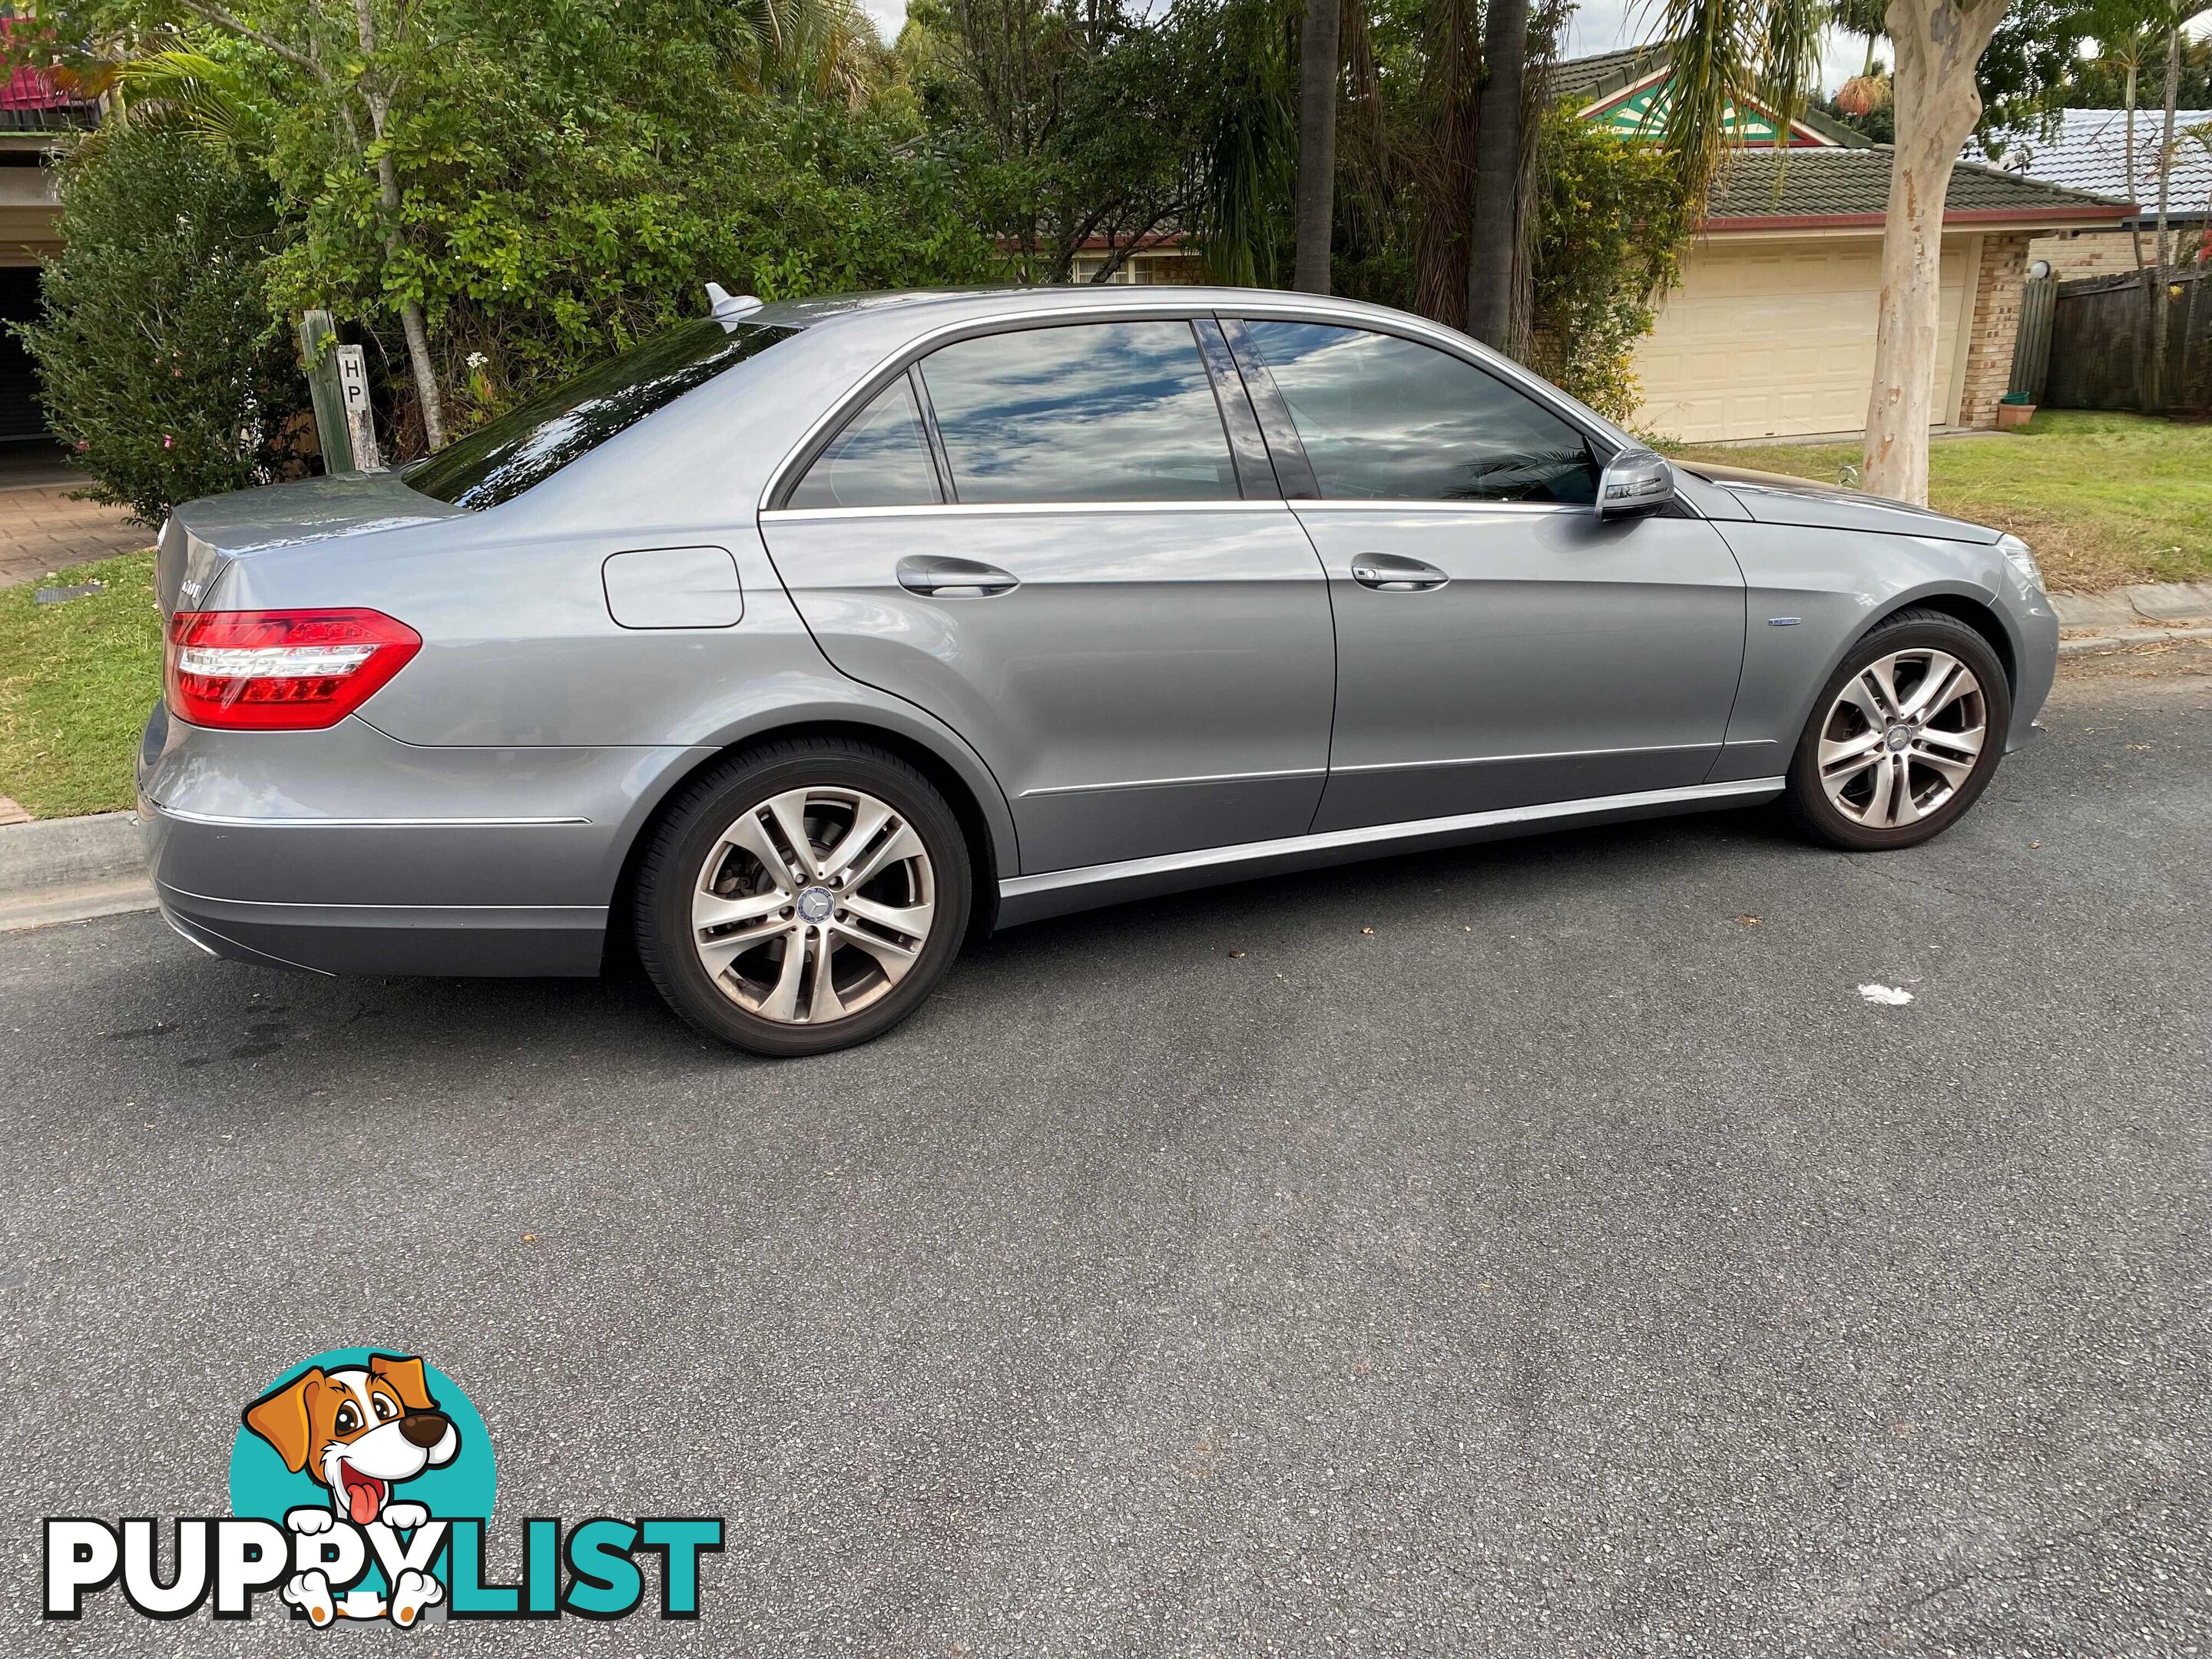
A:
[760,318,1337,873]
[1227,319,1747,833]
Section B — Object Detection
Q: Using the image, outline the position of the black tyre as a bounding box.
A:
[634,737,971,1056]
[1784,607,2012,852]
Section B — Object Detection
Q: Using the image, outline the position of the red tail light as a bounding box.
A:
[165,609,422,730]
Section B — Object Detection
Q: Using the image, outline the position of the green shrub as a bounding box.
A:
[1528,104,1693,425]
[18,123,306,524]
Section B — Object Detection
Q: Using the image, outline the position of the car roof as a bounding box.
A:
[743,283,1487,346]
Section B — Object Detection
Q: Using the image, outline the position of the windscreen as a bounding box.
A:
[405,320,795,510]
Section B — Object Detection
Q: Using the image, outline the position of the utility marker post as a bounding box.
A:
[296,310,383,474]
[334,345,382,472]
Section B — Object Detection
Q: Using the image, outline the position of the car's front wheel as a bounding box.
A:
[1784,607,2012,851]
[634,738,971,1056]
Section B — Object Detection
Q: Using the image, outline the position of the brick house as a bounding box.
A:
[1561,48,2135,442]
[0,28,99,445]
[1963,108,2212,281]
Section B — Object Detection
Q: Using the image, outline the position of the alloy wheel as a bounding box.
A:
[690,786,935,1025]
[1816,648,1987,830]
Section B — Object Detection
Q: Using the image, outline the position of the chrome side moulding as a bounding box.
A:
[147,803,594,829]
[1020,764,1329,800]
[995,777,1786,927]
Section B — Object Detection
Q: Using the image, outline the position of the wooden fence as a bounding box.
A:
[2028,268,2212,414]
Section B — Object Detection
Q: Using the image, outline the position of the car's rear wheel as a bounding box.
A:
[1785,608,2012,851]
[634,738,970,1056]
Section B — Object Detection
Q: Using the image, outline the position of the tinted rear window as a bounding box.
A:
[406,320,794,509]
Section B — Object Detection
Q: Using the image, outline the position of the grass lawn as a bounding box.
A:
[0,546,160,819]
[1684,411,2212,593]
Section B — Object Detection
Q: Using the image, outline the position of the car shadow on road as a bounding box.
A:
[95,802,1815,1071]
[965,801,1807,972]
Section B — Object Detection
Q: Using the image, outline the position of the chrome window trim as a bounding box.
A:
[1000,778,1786,897]
[756,294,1637,517]
[760,498,1301,524]
[1289,498,1587,518]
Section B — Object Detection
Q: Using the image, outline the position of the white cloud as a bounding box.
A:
[859,0,1878,94]
[1561,2,1875,98]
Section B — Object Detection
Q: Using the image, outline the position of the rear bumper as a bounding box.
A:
[137,704,704,977]
[148,876,608,977]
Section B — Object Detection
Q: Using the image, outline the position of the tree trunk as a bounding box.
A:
[1293,0,1341,294]
[1860,0,2008,505]
[1465,0,1528,347]
[353,0,447,452]
[2123,55,2151,408]
[2147,26,2181,412]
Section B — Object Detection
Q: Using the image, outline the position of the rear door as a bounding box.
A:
[758,316,1336,874]
[1224,317,1747,833]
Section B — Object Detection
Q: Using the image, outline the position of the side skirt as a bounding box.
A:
[994,778,1786,928]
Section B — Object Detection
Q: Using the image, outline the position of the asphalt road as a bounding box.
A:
[4,650,2209,1657]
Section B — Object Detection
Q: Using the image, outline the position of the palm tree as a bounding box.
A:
[727,0,887,107]
[1462,0,1525,346]
[116,50,271,159]
[1656,0,2014,503]
[1293,0,1342,293]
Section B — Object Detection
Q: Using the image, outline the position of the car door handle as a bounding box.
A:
[1351,554,1449,591]
[896,555,1019,597]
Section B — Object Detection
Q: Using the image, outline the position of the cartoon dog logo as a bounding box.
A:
[241,1353,459,1626]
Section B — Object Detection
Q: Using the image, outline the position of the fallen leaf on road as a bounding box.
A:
[1857,984,1914,1006]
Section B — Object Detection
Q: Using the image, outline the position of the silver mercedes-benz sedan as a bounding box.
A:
[141,286,2058,1055]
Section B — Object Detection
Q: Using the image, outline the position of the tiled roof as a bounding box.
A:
[1550,45,1667,104]
[1962,108,2212,222]
[1702,146,2134,226]
[1548,45,1872,148]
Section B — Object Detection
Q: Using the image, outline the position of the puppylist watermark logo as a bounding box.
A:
[45,1346,724,1626]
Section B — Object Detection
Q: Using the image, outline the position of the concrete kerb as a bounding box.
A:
[0,812,155,932]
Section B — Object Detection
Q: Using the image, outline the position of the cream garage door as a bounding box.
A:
[1632,238,1966,443]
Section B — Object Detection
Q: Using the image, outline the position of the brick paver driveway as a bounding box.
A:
[0,477,149,588]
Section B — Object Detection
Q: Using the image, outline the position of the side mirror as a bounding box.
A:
[1596,448,1674,520]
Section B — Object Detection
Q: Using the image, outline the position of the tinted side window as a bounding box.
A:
[919,321,1238,504]
[786,373,941,509]
[407,320,793,510]
[1240,321,1598,505]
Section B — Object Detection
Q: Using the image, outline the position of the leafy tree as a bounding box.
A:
[1525,103,1692,421]
[17,123,304,522]
[905,0,1226,282]
[20,0,1005,456]
[2070,30,2210,105]
[1652,0,2018,503]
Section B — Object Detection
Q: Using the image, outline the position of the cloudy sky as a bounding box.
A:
[1559,0,1875,94]
[852,0,1879,96]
